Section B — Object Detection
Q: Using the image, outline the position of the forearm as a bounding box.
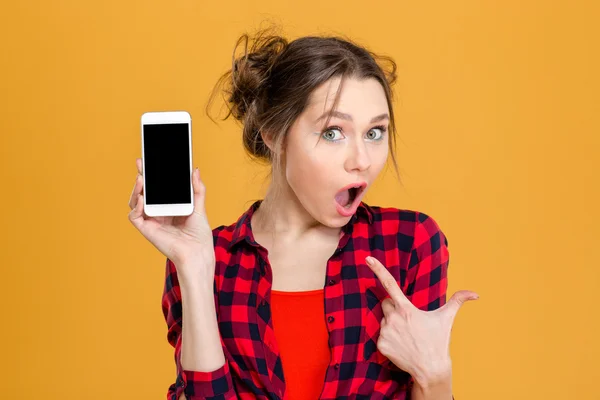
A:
[179,266,226,373]
[410,371,453,400]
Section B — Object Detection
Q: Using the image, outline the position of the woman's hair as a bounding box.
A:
[206,26,401,211]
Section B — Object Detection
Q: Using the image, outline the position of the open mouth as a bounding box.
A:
[335,183,367,209]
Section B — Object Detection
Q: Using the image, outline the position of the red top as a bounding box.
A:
[162,200,451,399]
[270,288,330,400]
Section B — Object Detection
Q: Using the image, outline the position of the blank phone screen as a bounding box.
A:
[143,123,191,205]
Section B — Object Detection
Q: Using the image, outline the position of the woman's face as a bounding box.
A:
[283,76,390,227]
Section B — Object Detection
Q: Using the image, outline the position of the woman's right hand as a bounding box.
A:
[128,158,215,277]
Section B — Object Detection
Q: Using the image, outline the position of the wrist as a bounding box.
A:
[411,358,452,389]
[411,375,453,399]
[178,260,215,284]
[178,271,215,295]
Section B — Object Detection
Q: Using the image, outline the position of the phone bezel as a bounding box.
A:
[140,111,194,217]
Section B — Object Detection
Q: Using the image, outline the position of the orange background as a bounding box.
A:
[1,1,599,399]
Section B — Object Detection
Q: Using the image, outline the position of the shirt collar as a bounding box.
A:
[227,199,374,251]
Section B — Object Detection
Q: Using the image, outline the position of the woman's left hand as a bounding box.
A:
[365,256,479,387]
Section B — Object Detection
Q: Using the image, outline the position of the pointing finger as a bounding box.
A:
[366,256,413,308]
[381,297,395,317]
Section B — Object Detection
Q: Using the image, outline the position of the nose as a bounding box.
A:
[344,140,371,173]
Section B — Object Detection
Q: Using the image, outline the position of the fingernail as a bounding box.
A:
[365,256,374,265]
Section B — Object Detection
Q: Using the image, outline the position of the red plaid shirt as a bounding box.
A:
[162,200,450,400]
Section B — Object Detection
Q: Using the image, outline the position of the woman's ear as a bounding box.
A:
[261,130,276,153]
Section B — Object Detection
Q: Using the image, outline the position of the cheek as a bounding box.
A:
[371,145,389,174]
[285,146,335,197]
[286,151,330,190]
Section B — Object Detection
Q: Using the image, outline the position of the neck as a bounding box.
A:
[251,175,340,242]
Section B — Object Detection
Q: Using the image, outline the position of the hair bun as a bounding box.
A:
[205,26,398,167]
[227,32,288,122]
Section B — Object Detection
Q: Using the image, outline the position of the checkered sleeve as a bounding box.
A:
[162,258,238,400]
[404,213,453,398]
[406,212,449,311]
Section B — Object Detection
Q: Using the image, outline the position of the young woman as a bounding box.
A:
[128,28,478,400]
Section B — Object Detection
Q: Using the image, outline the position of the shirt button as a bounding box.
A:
[328,279,336,286]
[334,363,340,369]
[327,316,335,323]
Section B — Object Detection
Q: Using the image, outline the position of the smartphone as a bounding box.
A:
[140,111,194,217]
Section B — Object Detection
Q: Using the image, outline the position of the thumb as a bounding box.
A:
[192,168,207,215]
[440,290,479,320]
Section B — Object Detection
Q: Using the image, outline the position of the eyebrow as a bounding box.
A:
[315,110,390,124]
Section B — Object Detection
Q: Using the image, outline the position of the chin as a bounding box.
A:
[321,219,348,229]
[318,210,352,229]
[302,198,351,229]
